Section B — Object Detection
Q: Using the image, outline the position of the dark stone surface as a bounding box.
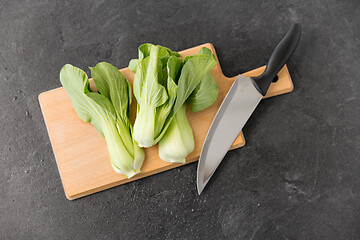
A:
[1,0,360,239]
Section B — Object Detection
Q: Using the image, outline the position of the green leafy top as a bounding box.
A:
[90,62,132,122]
[60,64,117,136]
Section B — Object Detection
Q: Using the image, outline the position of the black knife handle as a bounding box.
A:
[251,23,301,96]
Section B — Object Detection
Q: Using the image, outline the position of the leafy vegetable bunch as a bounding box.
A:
[129,44,218,163]
[60,63,144,178]
[60,44,218,178]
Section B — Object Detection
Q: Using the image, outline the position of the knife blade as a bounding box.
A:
[197,24,302,194]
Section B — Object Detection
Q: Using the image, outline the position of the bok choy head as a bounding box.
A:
[129,43,218,163]
[60,63,144,178]
[158,47,219,163]
[130,44,182,147]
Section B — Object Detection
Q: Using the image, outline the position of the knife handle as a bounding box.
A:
[251,23,301,96]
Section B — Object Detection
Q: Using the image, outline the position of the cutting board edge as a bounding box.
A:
[65,131,246,200]
[38,93,71,198]
[65,160,191,200]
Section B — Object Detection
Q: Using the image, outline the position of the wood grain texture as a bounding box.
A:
[38,43,293,200]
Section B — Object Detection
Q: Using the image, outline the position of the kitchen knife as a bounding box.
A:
[197,24,301,194]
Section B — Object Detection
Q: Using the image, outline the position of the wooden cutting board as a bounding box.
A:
[38,43,293,200]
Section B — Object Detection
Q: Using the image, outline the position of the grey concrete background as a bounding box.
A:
[1,0,360,239]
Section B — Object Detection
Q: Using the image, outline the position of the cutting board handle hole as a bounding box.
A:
[272,75,279,83]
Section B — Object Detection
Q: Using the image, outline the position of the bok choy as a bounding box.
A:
[130,44,181,147]
[60,63,144,178]
[129,44,218,163]
[158,47,219,163]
